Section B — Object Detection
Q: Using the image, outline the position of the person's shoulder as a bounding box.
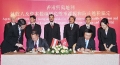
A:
[78,37,84,40]
[64,24,69,26]
[27,39,33,42]
[26,24,31,27]
[74,23,79,27]
[90,38,95,42]
[35,23,41,26]
[54,23,60,26]
[5,22,11,26]
[109,27,115,31]
[80,24,86,28]
[39,38,47,42]
[45,23,50,26]
[90,24,95,27]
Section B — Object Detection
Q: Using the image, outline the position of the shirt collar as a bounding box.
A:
[31,23,36,25]
[50,22,54,25]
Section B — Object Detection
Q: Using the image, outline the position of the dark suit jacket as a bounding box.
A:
[27,38,49,51]
[4,22,16,39]
[79,24,96,39]
[1,24,24,54]
[101,27,118,53]
[63,23,79,48]
[44,23,60,46]
[25,23,41,40]
[75,37,95,50]
[97,27,104,51]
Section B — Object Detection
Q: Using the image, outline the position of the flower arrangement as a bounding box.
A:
[46,44,73,54]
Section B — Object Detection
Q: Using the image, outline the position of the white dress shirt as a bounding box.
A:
[70,24,74,29]
[50,22,54,26]
[86,24,90,29]
[11,22,16,25]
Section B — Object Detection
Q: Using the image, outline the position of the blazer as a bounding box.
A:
[4,22,16,39]
[79,24,96,39]
[63,23,79,48]
[27,38,49,51]
[25,23,41,40]
[44,23,60,46]
[1,24,24,54]
[75,37,95,51]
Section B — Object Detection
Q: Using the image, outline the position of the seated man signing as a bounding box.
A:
[75,29,95,52]
[27,30,49,52]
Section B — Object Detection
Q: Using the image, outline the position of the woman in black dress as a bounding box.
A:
[100,18,118,53]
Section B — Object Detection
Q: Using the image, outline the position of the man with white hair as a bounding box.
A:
[4,14,16,39]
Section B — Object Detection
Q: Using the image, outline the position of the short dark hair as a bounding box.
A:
[69,16,76,21]
[49,14,54,17]
[17,19,26,26]
[100,18,109,25]
[85,15,91,20]
[31,30,39,35]
[84,29,93,34]
[30,15,36,19]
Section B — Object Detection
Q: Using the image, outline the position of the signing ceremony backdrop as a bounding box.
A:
[0,0,120,53]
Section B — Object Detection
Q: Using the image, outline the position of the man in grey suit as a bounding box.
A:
[27,30,49,52]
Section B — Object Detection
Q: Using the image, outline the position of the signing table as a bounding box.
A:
[1,51,120,65]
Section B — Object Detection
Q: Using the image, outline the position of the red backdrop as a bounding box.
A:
[0,0,120,53]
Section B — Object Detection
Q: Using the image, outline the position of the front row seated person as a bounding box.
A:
[26,30,49,52]
[75,29,95,52]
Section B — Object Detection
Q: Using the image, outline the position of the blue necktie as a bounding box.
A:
[85,40,88,49]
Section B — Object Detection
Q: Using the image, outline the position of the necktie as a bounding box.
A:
[51,24,54,28]
[85,40,88,49]
[70,25,73,30]
[31,24,35,29]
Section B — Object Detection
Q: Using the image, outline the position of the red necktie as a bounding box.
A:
[31,24,35,29]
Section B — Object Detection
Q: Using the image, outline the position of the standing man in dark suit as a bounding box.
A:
[27,30,49,52]
[76,29,95,52]
[25,15,41,46]
[44,14,60,47]
[79,15,96,39]
[1,19,26,54]
[4,15,16,39]
[63,16,79,49]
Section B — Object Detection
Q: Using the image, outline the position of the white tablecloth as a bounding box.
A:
[1,54,120,65]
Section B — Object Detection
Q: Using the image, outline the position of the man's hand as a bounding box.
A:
[16,43,23,47]
[37,47,43,52]
[80,47,85,52]
[85,49,90,52]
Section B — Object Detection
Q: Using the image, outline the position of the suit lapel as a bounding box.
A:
[14,25,19,37]
[39,38,42,47]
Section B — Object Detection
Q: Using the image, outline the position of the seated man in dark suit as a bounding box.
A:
[27,30,49,52]
[75,29,95,52]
